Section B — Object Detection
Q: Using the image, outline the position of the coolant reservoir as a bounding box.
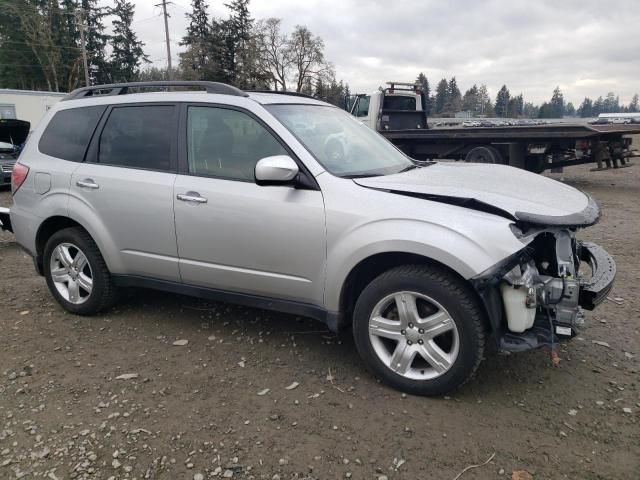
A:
[500,283,536,333]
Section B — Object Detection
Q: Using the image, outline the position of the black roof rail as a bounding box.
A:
[247,90,317,100]
[63,81,248,101]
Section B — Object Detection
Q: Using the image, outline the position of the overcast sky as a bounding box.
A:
[104,0,640,105]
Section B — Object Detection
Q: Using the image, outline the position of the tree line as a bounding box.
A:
[415,73,639,119]
[1,1,636,117]
[0,0,146,91]
[0,0,351,107]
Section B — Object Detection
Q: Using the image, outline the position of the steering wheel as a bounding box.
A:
[324,138,346,164]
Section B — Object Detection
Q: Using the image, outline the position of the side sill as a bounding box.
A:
[111,275,341,332]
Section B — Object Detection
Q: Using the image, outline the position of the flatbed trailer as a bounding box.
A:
[351,83,640,173]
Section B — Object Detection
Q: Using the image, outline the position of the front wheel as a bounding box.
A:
[352,265,486,396]
[43,227,117,315]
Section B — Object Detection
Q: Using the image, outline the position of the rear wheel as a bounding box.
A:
[464,145,503,164]
[43,227,117,315]
[352,265,486,396]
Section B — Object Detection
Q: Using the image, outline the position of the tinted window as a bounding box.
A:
[98,105,174,171]
[39,106,105,162]
[187,106,287,181]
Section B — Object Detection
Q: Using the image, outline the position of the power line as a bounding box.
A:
[0,40,82,50]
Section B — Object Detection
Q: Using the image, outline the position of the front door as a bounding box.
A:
[173,105,326,305]
[70,103,180,281]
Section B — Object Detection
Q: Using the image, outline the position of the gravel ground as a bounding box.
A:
[0,164,638,480]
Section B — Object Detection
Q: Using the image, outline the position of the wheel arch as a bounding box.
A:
[335,251,492,331]
[35,216,86,274]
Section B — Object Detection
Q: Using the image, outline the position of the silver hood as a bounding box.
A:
[354,163,599,227]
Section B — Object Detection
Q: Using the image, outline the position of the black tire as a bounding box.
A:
[43,227,117,315]
[352,264,486,396]
[464,145,503,164]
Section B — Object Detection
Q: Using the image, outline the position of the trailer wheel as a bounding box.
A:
[465,146,503,164]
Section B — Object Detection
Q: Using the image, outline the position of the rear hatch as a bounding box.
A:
[0,119,30,150]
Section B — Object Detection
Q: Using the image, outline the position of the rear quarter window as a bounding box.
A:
[39,106,106,162]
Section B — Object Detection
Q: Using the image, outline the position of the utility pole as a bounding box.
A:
[157,0,173,80]
[75,9,90,86]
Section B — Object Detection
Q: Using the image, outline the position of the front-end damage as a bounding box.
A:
[470,201,616,353]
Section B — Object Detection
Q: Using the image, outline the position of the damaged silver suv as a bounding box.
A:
[3,81,615,395]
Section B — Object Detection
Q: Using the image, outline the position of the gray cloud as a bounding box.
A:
[106,0,640,105]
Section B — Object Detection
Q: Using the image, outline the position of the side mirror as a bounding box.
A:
[255,155,299,186]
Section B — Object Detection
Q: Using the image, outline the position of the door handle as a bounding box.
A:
[76,178,99,189]
[177,192,208,203]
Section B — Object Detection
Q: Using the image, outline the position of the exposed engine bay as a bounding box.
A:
[477,226,616,352]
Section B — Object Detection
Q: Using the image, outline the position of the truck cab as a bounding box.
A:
[350,82,427,132]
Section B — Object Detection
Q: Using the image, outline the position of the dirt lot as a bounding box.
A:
[0,164,638,480]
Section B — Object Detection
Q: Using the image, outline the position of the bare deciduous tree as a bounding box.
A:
[255,18,291,91]
[288,25,333,92]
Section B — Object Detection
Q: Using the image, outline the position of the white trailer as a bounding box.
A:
[0,89,66,129]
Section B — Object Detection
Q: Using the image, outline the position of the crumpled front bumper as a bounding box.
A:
[578,241,616,310]
[471,239,616,352]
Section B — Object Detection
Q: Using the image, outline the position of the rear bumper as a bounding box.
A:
[0,206,11,233]
[578,241,616,310]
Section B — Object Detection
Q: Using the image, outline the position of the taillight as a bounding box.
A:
[11,162,29,194]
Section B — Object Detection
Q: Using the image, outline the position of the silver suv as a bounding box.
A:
[3,81,615,395]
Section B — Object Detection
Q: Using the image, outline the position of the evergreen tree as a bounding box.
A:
[593,96,604,116]
[223,0,255,87]
[523,102,539,118]
[565,102,576,117]
[538,102,554,118]
[314,78,327,101]
[445,76,462,114]
[109,0,148,82]
[494,85,510,117]
[602,92,619,113]
[477,84,491,116]
[462,84,479,115]
[0,0,52,90]
[434,78,448,115]
[507,93,524,117]
[82,0,110,84]
[629,94,639,113]
[179,0,212,80]
[550,86,564,117]
[578,97,593,117]
[416,72,430,114]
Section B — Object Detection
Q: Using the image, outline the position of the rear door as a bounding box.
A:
[69,103,180,281]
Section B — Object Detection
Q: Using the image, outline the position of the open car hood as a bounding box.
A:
[0,119,30,146]
[354,162,599,227]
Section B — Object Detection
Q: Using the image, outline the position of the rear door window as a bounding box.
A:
[39,106,106,162]
[98,105,175,171]
[382,95,417,111]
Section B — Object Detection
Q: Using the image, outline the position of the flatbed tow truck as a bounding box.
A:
[349,82,640,173]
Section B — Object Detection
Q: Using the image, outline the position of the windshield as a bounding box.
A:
[267,104,413,178]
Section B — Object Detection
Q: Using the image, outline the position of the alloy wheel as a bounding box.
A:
[49,242,93,305]
[368,291,460,380]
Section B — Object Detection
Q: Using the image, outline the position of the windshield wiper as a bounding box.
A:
[341,173,385,179]
[395,164,418,174]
